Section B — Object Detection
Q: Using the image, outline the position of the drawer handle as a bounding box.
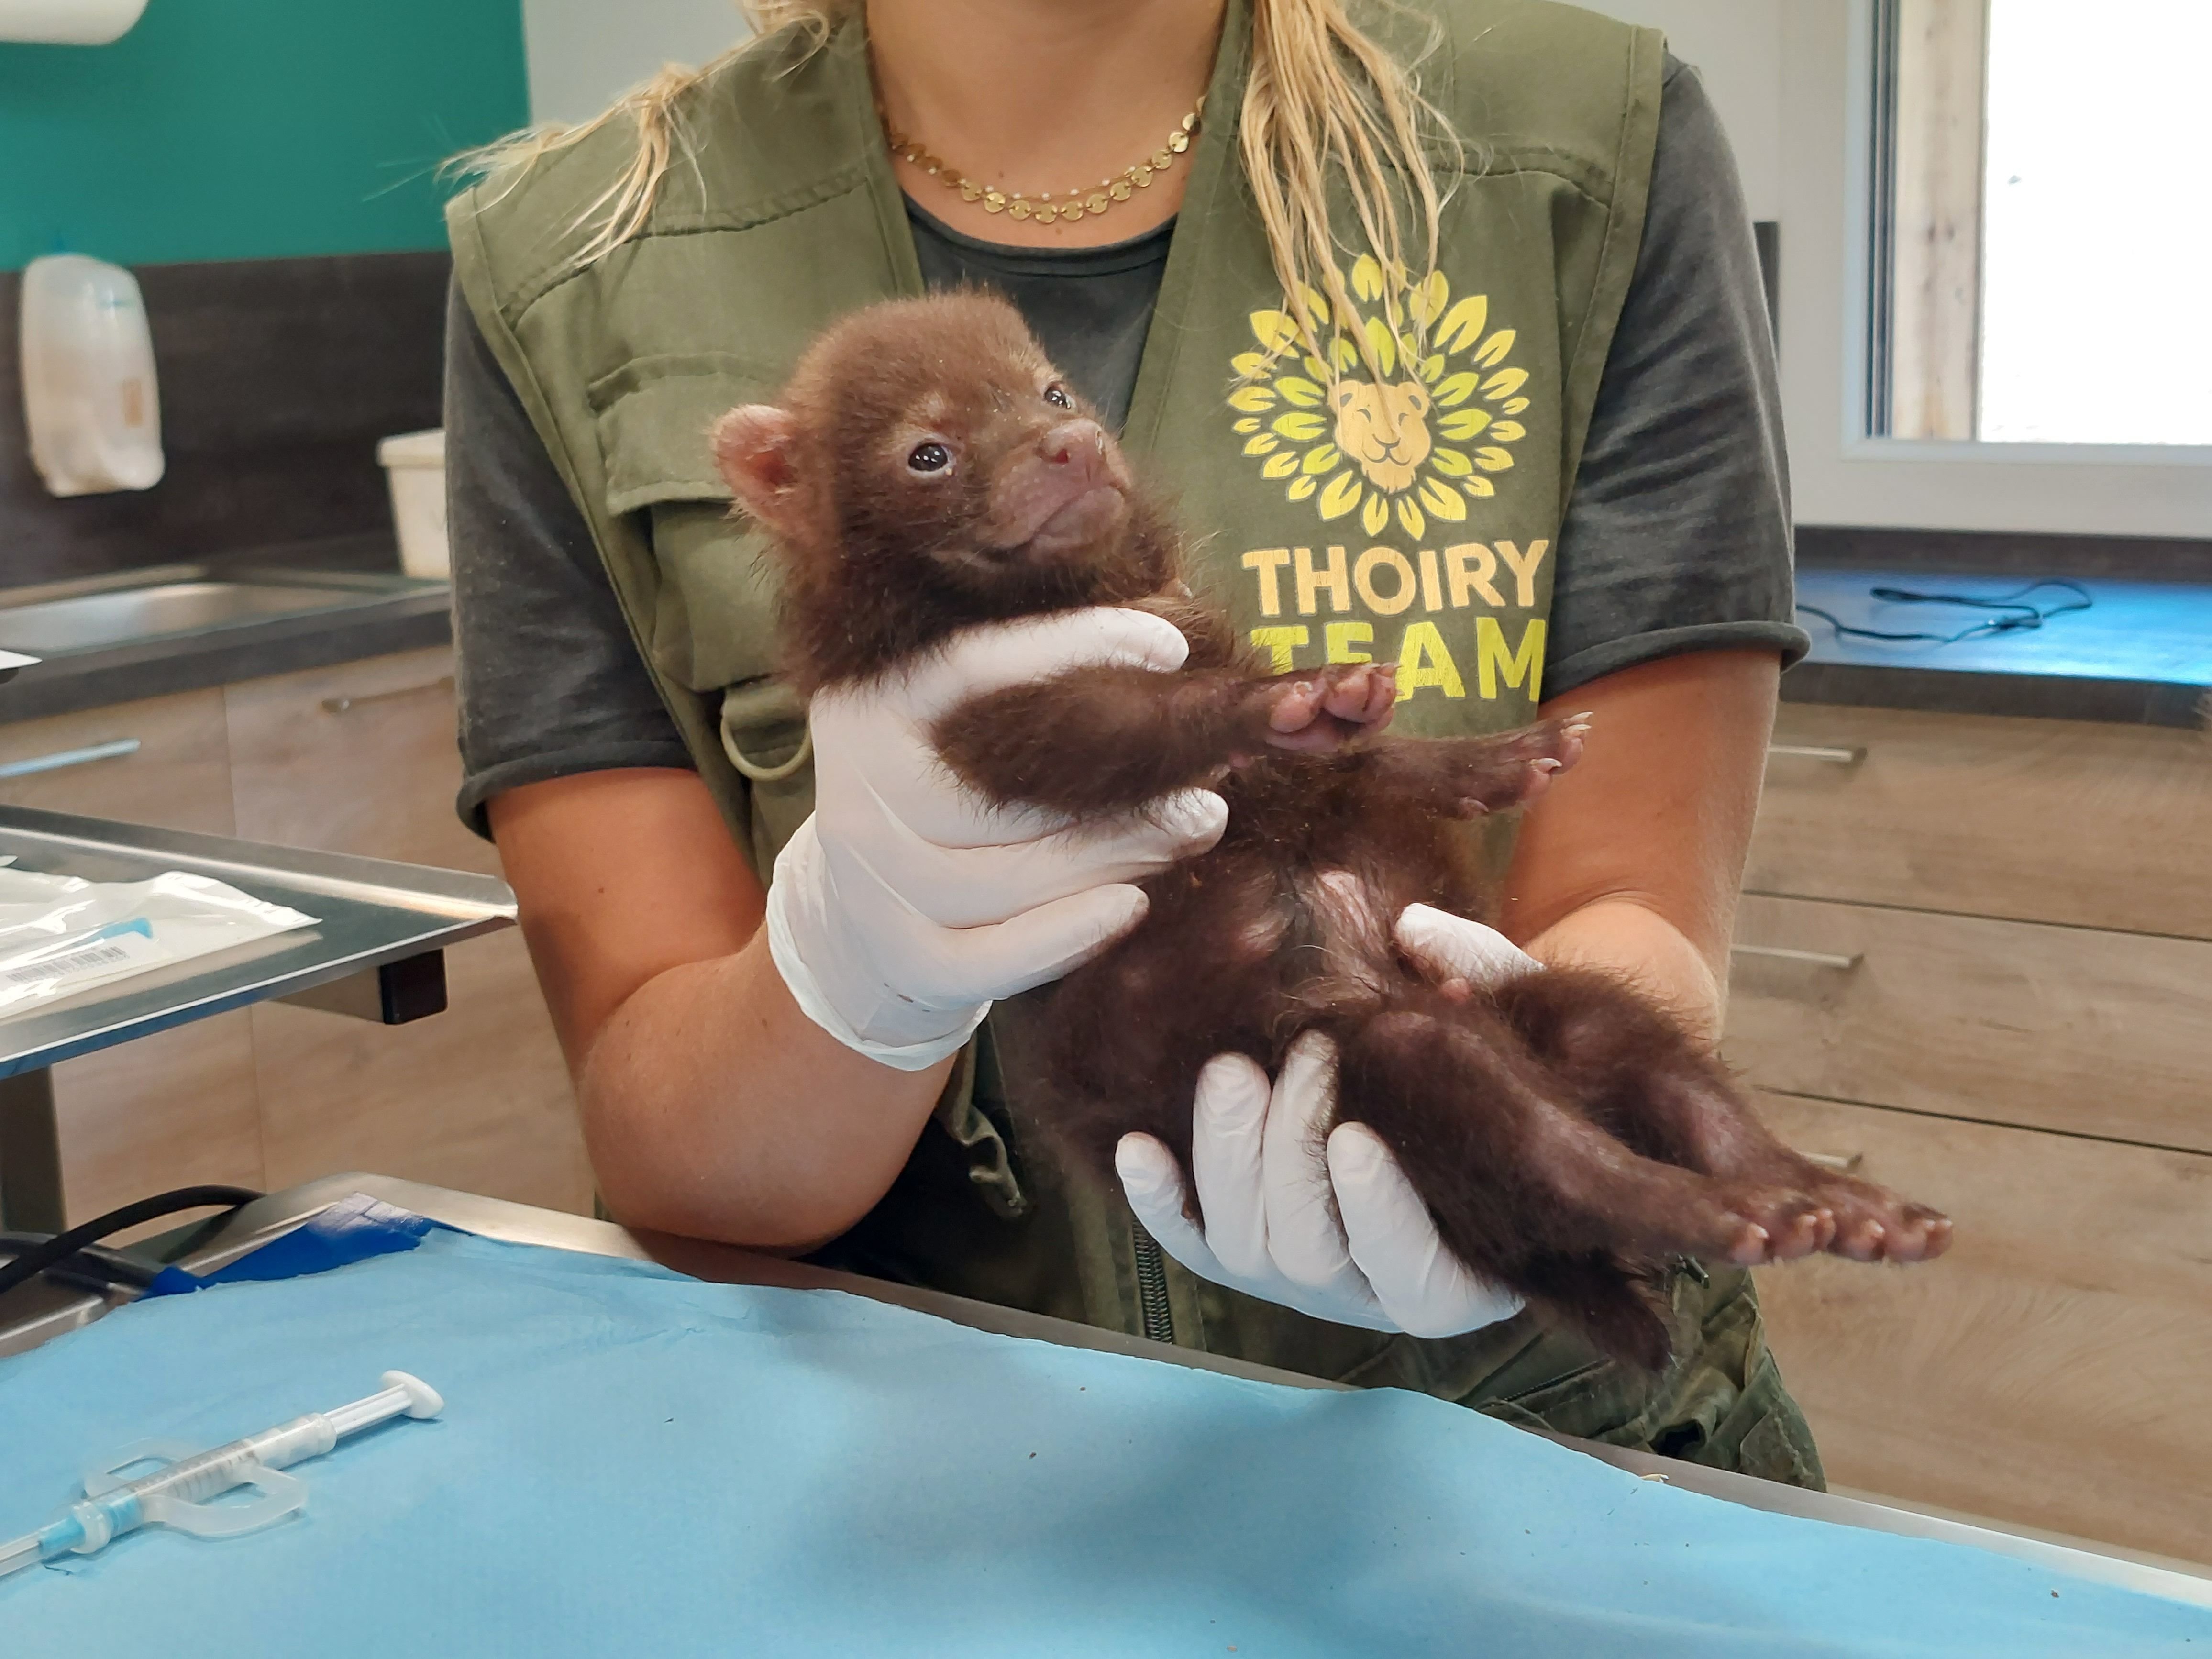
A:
[1767,743,1867,767]
[1729,943,1863,972]
[321,676,454,715]
[0,737,142,779]
[1803,1151,1864,1174]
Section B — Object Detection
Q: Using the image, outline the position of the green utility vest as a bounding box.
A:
[450,0,1824,1482]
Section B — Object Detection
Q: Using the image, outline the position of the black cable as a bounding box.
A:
[1800,579,2092,646]
[0,1185,259,1301]
[0,1230,160,1291]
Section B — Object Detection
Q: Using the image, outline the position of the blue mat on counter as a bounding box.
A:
[2,1227,2207,1657]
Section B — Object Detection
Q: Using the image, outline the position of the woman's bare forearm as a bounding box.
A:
[1524,896,1726,1045]
[1497,650,1780,1049]
[490,770,950,1252]
[575,930,953,1249]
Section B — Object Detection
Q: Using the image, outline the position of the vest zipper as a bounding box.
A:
[1131,1224,1175,1344]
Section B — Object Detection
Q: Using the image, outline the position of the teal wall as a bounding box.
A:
[0,0,529,271]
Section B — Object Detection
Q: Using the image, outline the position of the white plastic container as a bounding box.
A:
[18,254,165,497]
[0,0,149,45]
[377,428,449,578]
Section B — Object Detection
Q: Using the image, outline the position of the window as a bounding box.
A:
[1869,0,2212,445]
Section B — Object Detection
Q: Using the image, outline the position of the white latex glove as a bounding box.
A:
[1116,1029,1526,1339]
[1392,903,1543,992]
[766,608,1228,1071]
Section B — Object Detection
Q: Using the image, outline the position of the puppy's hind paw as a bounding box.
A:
[1263,663,1399,751]
[1491,715,1591,808]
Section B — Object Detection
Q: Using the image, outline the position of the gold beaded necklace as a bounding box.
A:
[879,96,1204,226]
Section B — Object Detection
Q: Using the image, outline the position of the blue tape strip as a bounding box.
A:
[143,1193,444,1298]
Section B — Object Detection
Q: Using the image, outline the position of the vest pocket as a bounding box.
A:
[590,354,796,709]
[646,500,815,867]
[640,498,783,694]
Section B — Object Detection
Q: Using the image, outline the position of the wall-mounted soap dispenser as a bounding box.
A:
[19,254,166,498]
[0,0,149,45]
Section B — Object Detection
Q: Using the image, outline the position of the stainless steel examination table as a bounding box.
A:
[7,1172,2207,1616]
[0,808,517,1234]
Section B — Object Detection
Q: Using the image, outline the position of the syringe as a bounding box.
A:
[0,1370,442,1580]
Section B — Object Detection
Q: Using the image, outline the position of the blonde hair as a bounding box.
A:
[465,0,1454,356]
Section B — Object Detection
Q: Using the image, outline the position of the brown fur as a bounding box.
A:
[716,293,1951,1369]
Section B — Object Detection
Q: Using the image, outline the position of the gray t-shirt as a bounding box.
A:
[446,58,1806,836]
[905,200,1171,431]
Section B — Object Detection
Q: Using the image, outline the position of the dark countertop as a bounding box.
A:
[1784,567,2212,728]
[0,537,452,725]
[1,540,2201,731]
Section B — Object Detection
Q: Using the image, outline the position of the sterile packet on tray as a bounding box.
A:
[0,864,316,1014]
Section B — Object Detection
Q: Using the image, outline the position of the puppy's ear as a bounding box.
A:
[712,405,805,535]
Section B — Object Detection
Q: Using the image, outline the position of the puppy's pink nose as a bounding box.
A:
[1039,419,1109,488]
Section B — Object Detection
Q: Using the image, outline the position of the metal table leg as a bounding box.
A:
[0,949,447,1235]
[0,1068,63,1233]
[276,950,447,1025]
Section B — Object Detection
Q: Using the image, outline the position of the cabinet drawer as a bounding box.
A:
[227,649,588,1215]
[0,688,233,833]
[1724,894,2212,1155]
[5,692,243,1227]
[225,647,485,873]
[1749,703,2212,938]
[55,1012,263,1230]
[252,927,588,1214]
[1751,1094,2212,1565]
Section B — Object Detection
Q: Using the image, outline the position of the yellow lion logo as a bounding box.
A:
[1329,378,1433,493]
[1228,256,1530,541]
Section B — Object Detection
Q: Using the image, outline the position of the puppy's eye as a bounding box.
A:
[907,442,952,474]
[1043,384,1072,409]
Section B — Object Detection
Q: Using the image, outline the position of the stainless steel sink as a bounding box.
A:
[0,581,356,655]
[0,566,444,658]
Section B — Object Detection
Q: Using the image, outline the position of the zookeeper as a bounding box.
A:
[441,0,1821,1482]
